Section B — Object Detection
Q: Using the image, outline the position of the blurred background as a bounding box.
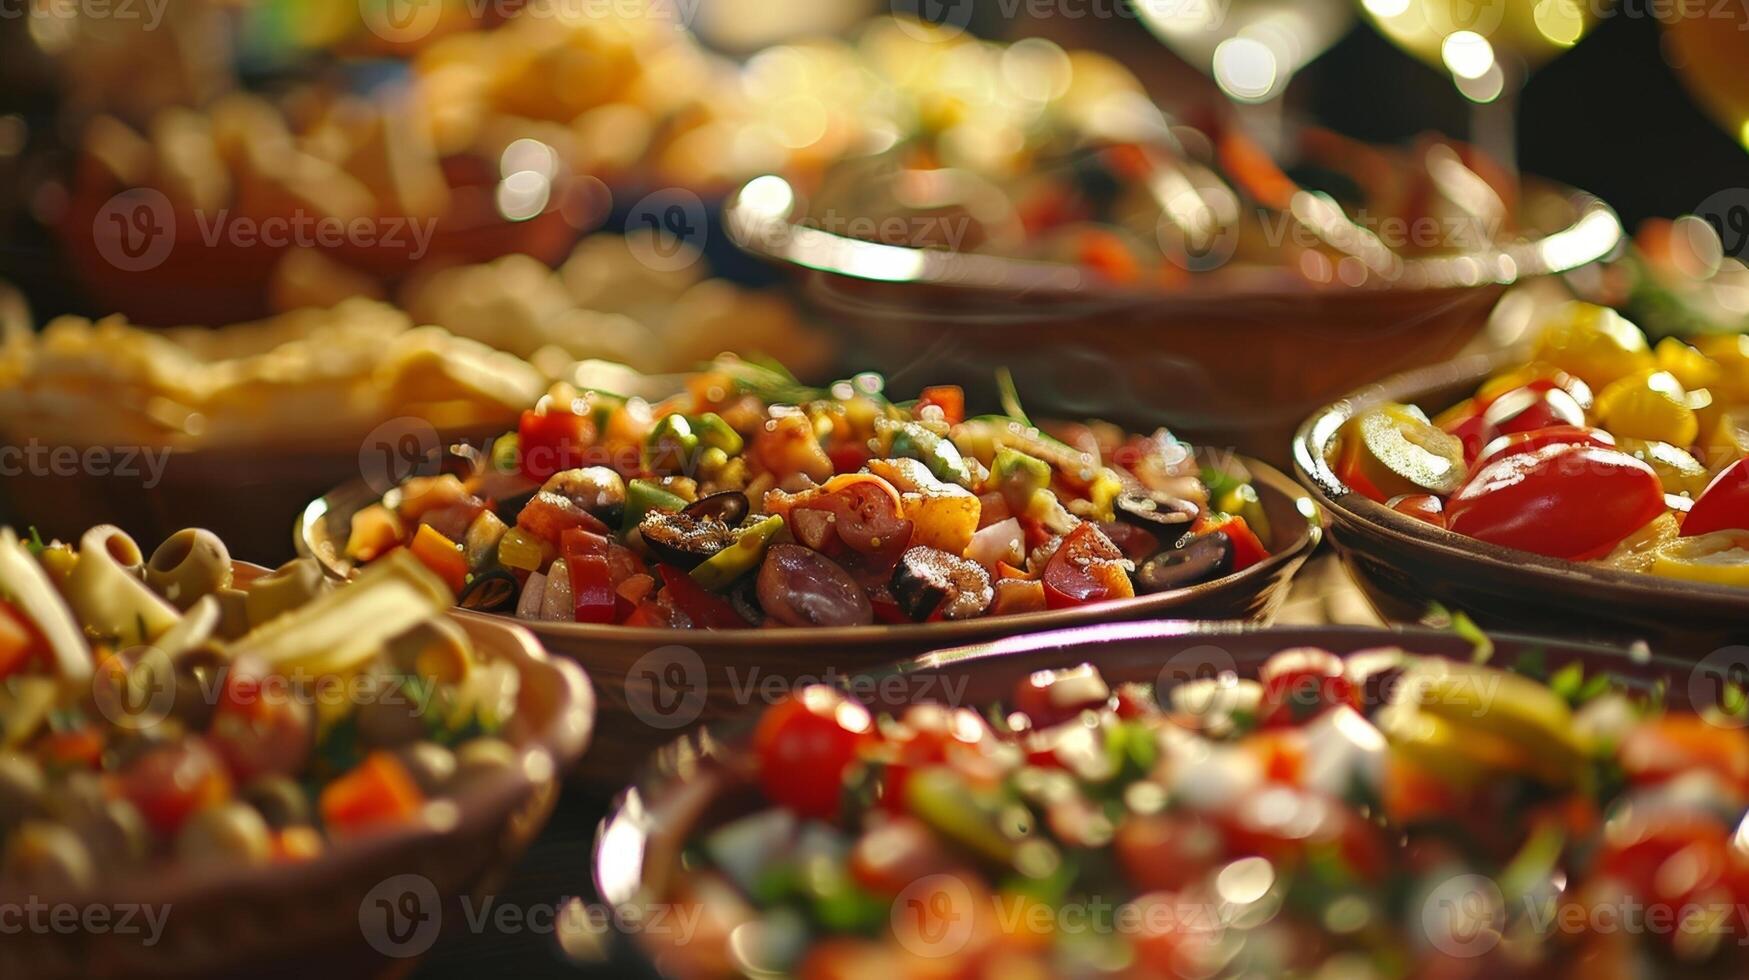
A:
[1,0,1744,326]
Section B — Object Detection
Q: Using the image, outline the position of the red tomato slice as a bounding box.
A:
[517,409,596,481]
[1477,425,1615,468]
[1042,524,1135,608]
[1445,443,1666,560]
[1481,385,1586,437]
[1682,458,1749,537]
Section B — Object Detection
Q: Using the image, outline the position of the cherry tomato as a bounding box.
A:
[1482,384,1586,437]
[1596,810,1736,915]
[1386,493,1445,527]
[1011,663,1111,728]
[117,739,232,837]
[1619,715,1749,794]
[517,408,596,481]
[1042,524,1135,608]
[1477,425,1615,468]
[1445,443,1666,560]
[753,687,875,821]
[849,816,951,895]
[1114,812,1227,893]
[209,660,314,783]
[1682,458,1749,537]
[1221,785,1387,881]
[1257,647,1356,727]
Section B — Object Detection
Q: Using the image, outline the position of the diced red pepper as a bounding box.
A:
[568,554,618,625]
[0,602,42,680]
[916,386,966,425]
[517,408,597,481]
[656,565,747,630]
[320,752,426,835]
[1198,514,1269,571]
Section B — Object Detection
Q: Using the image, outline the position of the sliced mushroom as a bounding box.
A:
[638,511,740,569]
[540,467,627,519]
[892,547,993,621]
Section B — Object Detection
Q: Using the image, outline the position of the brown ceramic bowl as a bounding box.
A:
[0,571,594,980]
[726,176,1622,465]
[0,422,505,567]
[1293,349,1749,658]
[296,454,1320,786]
[595,620,1694,974]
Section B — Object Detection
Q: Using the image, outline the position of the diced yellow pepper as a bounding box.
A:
[1595,371,1698,447]
[1655,337,1722,392]
[1531,303,1654,391]
[902,485,982,557]
[1615,439,1711,497]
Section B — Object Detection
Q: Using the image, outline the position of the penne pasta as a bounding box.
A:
[64,525,181,645]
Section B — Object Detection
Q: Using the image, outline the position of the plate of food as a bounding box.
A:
[298,359,1320,783]
[1294,301,1749,655]
[0,522,593,977]
[726,95,1624,462]
[599,619,1745,978]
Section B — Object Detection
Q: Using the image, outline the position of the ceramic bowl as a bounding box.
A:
[1293,349,1749,658]
[297,455,1321,786]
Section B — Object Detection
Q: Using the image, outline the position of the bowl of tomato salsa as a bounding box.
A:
[1293,303,1749,656]
[597,620,1746,979]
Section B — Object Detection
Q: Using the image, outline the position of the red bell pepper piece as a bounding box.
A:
[1683,457,1749,537]
[656,565,747,630]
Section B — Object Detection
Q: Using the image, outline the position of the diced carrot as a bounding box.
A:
[320,752,426,835]
[0,602,41,680]
[409,524,469,595]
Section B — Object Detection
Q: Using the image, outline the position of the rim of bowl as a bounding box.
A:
[722,172,1623,302]
[0,570,595,911]
[593,619,1692,913]
[1291,349,1749,611]
[295,455,1322,647]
